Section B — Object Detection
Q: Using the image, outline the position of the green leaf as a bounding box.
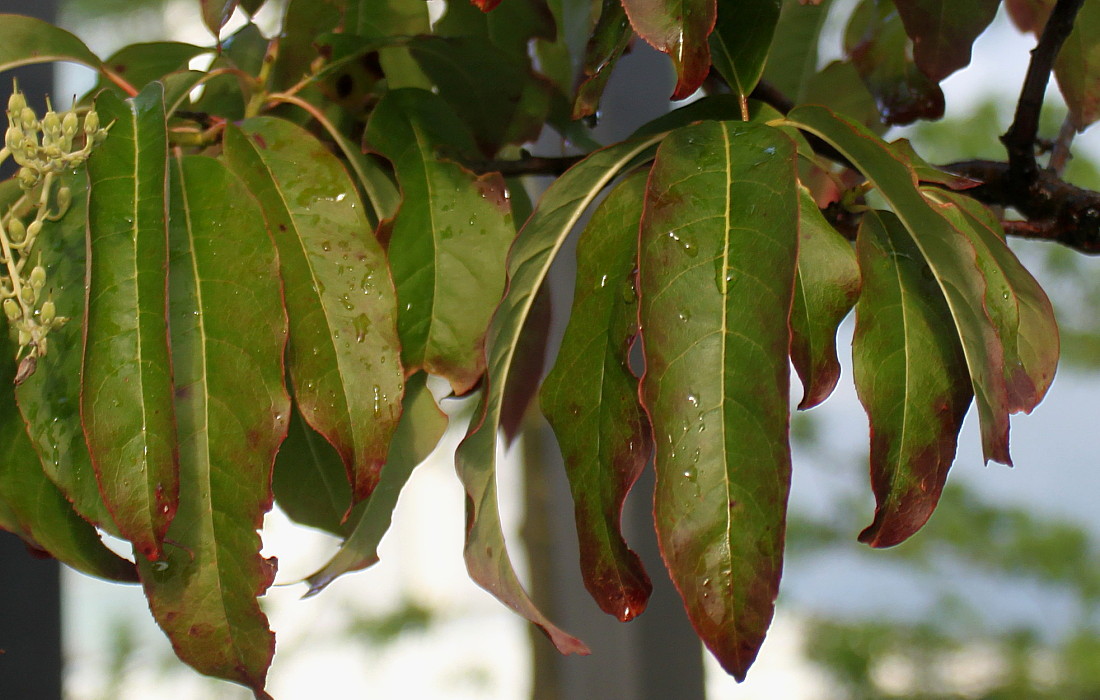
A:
[709,0,781,103]
[638,120,798,681]
[136,155,288,698]
[272,402,352,536]
[222,117,404,504]
[893,0,1000,82]
[271,0,344,92]
[572,0,633,119]
[1054,0,1100,131]
[925,189,1059,413]
[763,0,833,102]
[784,104,1012,464]
[456,132,664,656]
[346,0,432,35]
[201,0,239,36]
[852,210,972,548]
[11,174,112,531]
[790,186,861,410]
[434,0,557,59]
[84,83,178,561]
[0,14,101,73]
[365,89,513,394]
[540,172,652,622]
[91,43,209,98]
[620,0,717,99]
[802,60,884,133]
[0,342,137,582]
[844,0,944,125]
[305,371,447,594]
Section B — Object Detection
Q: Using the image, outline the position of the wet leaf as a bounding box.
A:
[573,0,634,119]
[791,186,861,410]
[709,0,781,103]
[0,13,101,73]
[365,89,513,394]
[893,0,1000,82]
[84,83,178,561]
[456,132,664,656]
[306,372,447,594]
[223,117,404,504]
[853,211,972,548]
[136,155,288,698]
[541,172,652,622]
[639,120,799,681]
[785,104,1012,464]
[620,0,717,99]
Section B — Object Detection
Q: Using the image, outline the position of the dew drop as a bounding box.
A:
[321,240,331,251]
[686,391,699,407]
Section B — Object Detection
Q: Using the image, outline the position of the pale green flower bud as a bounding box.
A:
[18,167,37,189]
[26,220,42,239]
[19,106,36,130]
[56,186,72,212]
[29,265,46,290]
[7,90,26,115]
[5,126,22,150]
[39,299,55,325]
[17,328,30,346]
[62,111,78,138]
[83,110,99,135]
[3,297,20,321]
[42,111,61,140]
[7,218,26,244]
[20,285,36,305]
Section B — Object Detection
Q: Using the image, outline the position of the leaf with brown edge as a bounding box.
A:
[620,0,717,99]
[455,132,665,657]
[639,120,799,681]
[925,189,1059,414]
[83,83,178,562]
[893,0,1000,82]
[791,186,860,410]
[574,0,634,120]
[541,172,652,622]
[223,116,404,505]
[136,155,288,699]
[853,210,972,548]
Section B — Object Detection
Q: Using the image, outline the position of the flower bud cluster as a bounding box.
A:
[4,88,107,188]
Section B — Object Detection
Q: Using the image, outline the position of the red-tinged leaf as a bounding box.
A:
[925,190,1059,413]
[541,172,652,622]
[638,120,799,681]
[844,0,945,125]
[620,0,718,99]
[1005,0,1047,32]
[84,83,178,561]
[240,0,266,14]
[456,133,665,656]
[306,372,447,594]
[791,186,860,410]
[763,0,834,102]
[365,89,513,394]
[136,155,288,698]
[785,104,1012,465]
[223,117,404,504]
[574,0,634,119]
[893,0,1000,82]
[709,0,781,103]
[499,280,552,445]
[472,0,505,11]
[853,211,972,548]
[201,0,239,37]
[0,342,136,582]
[8,175,112,532]
[0,13,102,73]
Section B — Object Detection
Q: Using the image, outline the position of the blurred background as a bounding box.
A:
[2,0,1100,698]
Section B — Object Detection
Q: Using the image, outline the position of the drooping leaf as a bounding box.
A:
[222,117,404,504]
[305,372,447,594]
[136,155,288,698]
[84,83,178,561]
[365,89,513,394]
[619,0,717,99]
[637,120,799,681]
[573,0,634,119]
[790,186,861,410]
[0,13,102,73]
[925,189,1059,413]
[708,0,781,104]
[892,0,1000,82]
[853,210,972,548]
[844,0,945,125]
[272,403,352,536]
[763,0,833,102]
[201,0,239,37]
[785,104,1012,465]
[455,132,665,656]
[499,281,552,445]
[540,171,652,622]
[0,341,137,582]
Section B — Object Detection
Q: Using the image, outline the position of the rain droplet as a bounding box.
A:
[353,313,371,343]
[321,240,331,251]
[686,392,699,407]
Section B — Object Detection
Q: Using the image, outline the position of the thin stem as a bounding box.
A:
[1048,114,1076,176]
[99,67,139,97]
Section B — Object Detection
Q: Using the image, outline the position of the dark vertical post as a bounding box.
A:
[0,3,63,700]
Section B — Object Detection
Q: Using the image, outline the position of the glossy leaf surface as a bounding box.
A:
[764,0,833,101]
[639,120,798,680]
[853,211,971,547]
[366,89,513,394]
[893,0,1000,82]
[456,133,664,656]
[790,186,860,410]
[541,172,652,622]
[0,13,101,72]
[306,372,447,594]
[223,117,404,504]
[785,104,1011,465]
[84,83,178,561]
[137,155,288,697]
[573,0,634,119]
[709,0,781,103]
[92,43,209,97]
[620,0,717,99]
